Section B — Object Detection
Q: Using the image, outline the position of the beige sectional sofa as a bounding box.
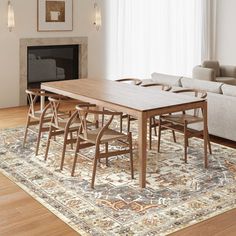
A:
[144,73,236,142]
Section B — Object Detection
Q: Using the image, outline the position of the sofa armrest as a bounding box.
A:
[192,66,215,81]
[220,65,236,78]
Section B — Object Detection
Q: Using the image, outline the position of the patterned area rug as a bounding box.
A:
[0,124,236,236]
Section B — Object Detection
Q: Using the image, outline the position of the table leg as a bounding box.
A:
[138,112,147,188]
[40,89,45,111]
[203,101,208,168]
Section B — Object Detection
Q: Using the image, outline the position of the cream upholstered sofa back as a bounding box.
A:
[145,73,236,141]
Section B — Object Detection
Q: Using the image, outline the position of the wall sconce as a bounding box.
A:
[8,0,15,32]
[93,2,101,31]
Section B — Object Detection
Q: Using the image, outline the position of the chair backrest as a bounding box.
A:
[76,106,122,140]
[115,78,142,85]
[141,83,172,91]
[48,96,78,128]
[48,97,62,127]
[25,89,52,117]
[173,88,207,116]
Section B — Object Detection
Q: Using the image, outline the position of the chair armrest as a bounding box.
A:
[192,66,215,81]
[172,89,207,98]
[220,65,236,78]
[141,83,172,91]
[116,78,142,85]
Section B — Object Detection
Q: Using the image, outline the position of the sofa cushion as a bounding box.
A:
[192,66,215,81]
[151,73,182,86]
[202,60,220,77]
[180,77,223,94]
[221,84,236,97]
[216,77,236,85]
[220,65,236,78]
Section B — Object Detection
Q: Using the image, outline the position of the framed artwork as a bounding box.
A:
[37,0,73,31]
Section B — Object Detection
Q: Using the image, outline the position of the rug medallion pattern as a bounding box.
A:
[0,125,236,235]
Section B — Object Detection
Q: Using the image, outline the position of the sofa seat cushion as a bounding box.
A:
[180,77,223,94]
[216,77,236,85]
[221,84,236,97]
[151,73,182,86]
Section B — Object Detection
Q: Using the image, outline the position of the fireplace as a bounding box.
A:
[27,45,79,88]
[20,37,88,105]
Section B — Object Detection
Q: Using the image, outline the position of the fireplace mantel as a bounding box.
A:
[19,37,88,105]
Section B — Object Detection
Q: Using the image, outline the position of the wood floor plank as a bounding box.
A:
[0,106,236,235]
[170,208,236,236]
[0,173,78,236]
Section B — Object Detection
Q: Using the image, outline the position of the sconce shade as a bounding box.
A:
[94,3,101,31]
[8,0,15,31]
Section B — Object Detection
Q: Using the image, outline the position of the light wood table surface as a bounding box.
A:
[41,78,208,188]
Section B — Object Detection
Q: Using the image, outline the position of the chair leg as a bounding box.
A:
[172,130,177,143]
[128,132,134,179]
[70,131,73,149]
[153,117,157,136]
[105,142,108,166]
[207,130,212,154]
[45,126,53,161]
[184,122,188,163]
[149,117,152,150]
[157,118,162,153]
[102,108,105,126]
[60,130,68,171]
[71,155,78,177]
[120,114,123,133]
[23,116,30,147]
[91,145,99,189]
[127,115,131,133]
[35,121,44,156]
[71,136,80,176]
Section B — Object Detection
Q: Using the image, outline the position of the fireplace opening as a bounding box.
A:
[27,44,79,89]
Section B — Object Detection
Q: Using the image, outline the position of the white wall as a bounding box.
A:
[0,0,107,108]
[216,0,236,64]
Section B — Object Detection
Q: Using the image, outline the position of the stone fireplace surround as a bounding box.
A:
[19,37,88,105]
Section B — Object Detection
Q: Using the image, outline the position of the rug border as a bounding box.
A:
[1,159,236,236]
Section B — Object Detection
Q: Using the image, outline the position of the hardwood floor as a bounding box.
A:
[169,208,236,236]
[0,106,235,236]
[0,174,78,236]
[0,106,78,236]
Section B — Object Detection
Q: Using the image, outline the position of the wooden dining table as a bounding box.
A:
[41,78,209,188]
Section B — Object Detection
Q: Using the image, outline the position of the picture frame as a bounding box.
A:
[37,0,73,31]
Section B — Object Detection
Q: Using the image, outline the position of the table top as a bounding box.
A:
[41,79,203,112]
